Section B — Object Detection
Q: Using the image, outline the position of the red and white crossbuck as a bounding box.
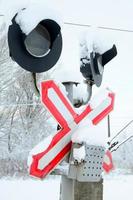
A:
[29,80,115,178]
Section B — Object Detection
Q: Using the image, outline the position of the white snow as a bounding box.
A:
[80,27,114,60]
[1,2,133,199]
[52,29,83,83]
[72,118,107,146]
[89,88,111,109]
[0,173,133,200]
[103,174,133,200]
[0,0,31,27]
[73,82,92,104]
[73,145,86,163]
[15,2,63,35]
[71,87,112,146]
[54,27,115,91]
[0,0,63,32]
[0,177,61,200]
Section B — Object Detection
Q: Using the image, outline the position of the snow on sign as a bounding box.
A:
[29,80,115,178]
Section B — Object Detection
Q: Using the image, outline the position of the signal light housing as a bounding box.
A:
[8,12,62,73]
[80,45,117,87]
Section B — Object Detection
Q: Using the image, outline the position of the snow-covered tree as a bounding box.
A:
[0,20,54,177]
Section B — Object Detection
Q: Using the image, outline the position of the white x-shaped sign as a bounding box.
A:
[29,80,115,178]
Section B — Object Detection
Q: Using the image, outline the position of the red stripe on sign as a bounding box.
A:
[29,80,115,178]
[30,141,72,178]
[31,126,70,161]
[41,81,78,121]
[30,127,70,178]
[102,150,114,173]
[75,105,92,124]
[92,93,115,125]
[41,82,68,128]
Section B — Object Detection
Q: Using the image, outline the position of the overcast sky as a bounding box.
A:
[0,0,133,134]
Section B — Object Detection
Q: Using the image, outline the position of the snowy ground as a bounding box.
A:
[0,177,61,200]
[1,172,133,200]
[104,174,133,200]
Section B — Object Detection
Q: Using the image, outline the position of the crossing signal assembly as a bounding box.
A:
[80,45,117,87]
[8,8,62,73]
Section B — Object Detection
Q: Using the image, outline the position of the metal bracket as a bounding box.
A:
[68,143,105,182]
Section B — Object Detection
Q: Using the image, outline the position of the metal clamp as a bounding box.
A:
[68,143,105,182]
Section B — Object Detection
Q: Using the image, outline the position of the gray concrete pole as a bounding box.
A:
[107,115,111,138]
[60,82,103,200]
[60,82,75,200]
[74,180,103,200]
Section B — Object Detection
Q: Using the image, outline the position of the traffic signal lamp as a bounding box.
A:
[8,10,62,73]
[80,45,117,87]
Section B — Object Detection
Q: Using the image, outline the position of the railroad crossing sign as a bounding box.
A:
[29,80,115,178]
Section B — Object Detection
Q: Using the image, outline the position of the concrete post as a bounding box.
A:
[74,180,103,200]
[60,83,74,200]
[60,82,103,200]
[107,115,111,138]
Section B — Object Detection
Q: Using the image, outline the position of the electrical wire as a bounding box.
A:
[64,22,133,33]
[108,120,133,144]
[111,135,133,152]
